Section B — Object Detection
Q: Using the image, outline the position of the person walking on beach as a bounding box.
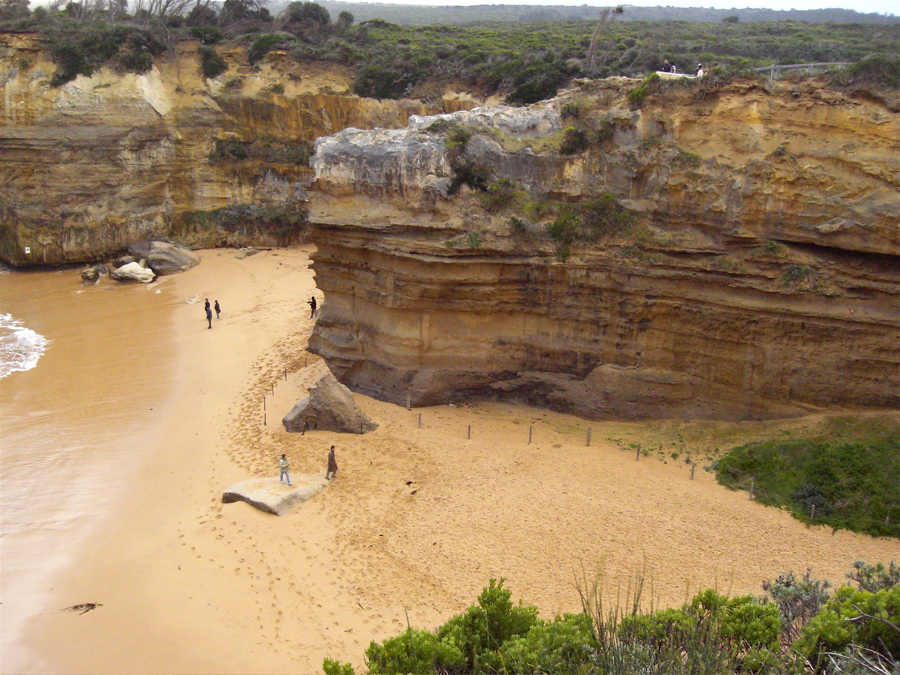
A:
[205,304,213,329]
[326,445,337,480]
[214,300,221,320]
[308,296,317,318]
[279,454,291,486]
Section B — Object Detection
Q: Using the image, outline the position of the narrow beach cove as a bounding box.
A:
[3,247,897,674]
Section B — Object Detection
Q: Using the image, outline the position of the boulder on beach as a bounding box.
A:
[283,373,377,434]
[80,264,107,283]
[110,261,156,283]
[222,475,328,516]
[128,238,199,276]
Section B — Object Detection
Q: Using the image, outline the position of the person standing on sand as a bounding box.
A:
[279,454,291,486]
[205,305,213,329]
[326,446,337,480]
[308,296,317,318]
[214,300,221,320]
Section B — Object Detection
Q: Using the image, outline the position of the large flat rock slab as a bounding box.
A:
[222,474,328,516]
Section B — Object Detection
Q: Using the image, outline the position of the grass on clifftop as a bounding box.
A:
[715,423,900,538]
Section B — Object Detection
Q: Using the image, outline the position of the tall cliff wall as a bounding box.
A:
[307,79,899,420]
[0,33,473,266]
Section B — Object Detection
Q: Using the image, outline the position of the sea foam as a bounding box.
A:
[0,313,48,379]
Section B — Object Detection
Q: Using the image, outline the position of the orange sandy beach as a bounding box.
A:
[2,246,897,675]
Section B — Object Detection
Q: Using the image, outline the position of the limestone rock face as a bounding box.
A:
[0,34,473,267]
[222,475,327,516]
[307,80,900,420]
[283,373,377,434]
[110,261,155,283]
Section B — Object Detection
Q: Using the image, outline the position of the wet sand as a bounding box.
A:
[3,247,897,674]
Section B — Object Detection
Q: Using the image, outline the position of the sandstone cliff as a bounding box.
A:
[0,34,473,266]
[307,78,899,419]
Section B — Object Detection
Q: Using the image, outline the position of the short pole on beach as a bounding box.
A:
[586,428,592,446]
[691,463,696,480]
[635,444,641,461]
[528,425,533,444]
[264,412,267,426]
[810,504,816,525]
[467,424,471,439]
[418,413,422,428]
[284,368,287,381]
[406,394,411,411]
[263,397,266,411]
[749,481,755,501]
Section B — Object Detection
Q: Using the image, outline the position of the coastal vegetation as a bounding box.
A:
[715,431,900,538]
[2,1,898,101]
[323,565,899,675]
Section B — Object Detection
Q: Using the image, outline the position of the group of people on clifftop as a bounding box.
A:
[660,60,704,77]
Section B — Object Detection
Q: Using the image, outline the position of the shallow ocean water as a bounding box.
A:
[0,268,179,669]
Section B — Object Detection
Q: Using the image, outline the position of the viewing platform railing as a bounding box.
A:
[753,62,853,80]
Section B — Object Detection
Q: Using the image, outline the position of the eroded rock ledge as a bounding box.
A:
[307,80,899,420]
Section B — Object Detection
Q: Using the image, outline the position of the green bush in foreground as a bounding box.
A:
[795,585,900,668]
[337,563,898,675]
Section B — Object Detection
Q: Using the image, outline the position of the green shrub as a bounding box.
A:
[847,560,900,592]
[794,585,900,665]
[45,25,167,87]
[715,435,900,537]
[627,72,660,108]
[249,34,287,65]
[497,613,594,673]
[478,179,516,212]
[762,569,832,643]
[353,63,420,99]
[365,628,463,675]
[189,26,224,45]
[199,46,228,79]
[560,126,590,155]
[321,658,354,675]
[437,578,540,671]
[838,55,900,89]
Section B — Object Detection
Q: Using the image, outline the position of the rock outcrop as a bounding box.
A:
[283,373,377,434]
[110,261,155,283]
[307,79,899,420]
[129,238,200,276]
[222,475,327,516]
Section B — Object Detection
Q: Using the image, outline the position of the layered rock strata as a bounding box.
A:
[0,34,472,266]
[307,80,899,419]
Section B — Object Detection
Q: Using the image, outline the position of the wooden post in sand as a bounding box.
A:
[417,413,422,428]
[528,425,533,444]
[809,504,816,525]
[263,396,266,411]
[635,444,641,461]
[690,463,696,480]
[467,424,471,439]
[586,428,592,446]
[749,481,755,501]
[264,412,267,426]
[406,394,410,411]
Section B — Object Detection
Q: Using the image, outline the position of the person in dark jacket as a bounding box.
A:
[308,296,317,318]
[326,446,338,480]
[214,300,221,320]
